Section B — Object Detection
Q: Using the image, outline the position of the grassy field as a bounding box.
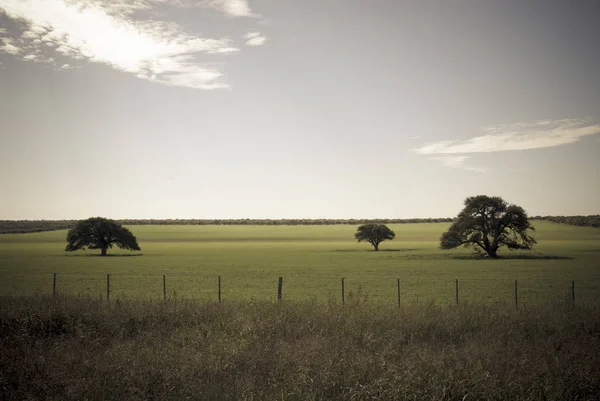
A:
[1,222,599,304]
[2,222,600,400]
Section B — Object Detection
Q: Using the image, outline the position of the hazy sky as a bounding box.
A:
[1,0,599,220]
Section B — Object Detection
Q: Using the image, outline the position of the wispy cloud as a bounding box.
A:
[0,0,260,89]
[431,156,486,173]
[83,0,259,18]
[414,118,600,154]
[243,31,266,46]
[213,0,257,17]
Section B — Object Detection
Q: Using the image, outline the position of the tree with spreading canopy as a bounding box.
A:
[440,195,536,258]
[65,217,141,256]
[355,224,395,251]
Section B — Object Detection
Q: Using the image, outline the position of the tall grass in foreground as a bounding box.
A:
[1,296,599,400]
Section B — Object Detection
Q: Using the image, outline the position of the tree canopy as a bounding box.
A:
[65,217,141,256]
[440,195,536,258]
[355,224,395,251]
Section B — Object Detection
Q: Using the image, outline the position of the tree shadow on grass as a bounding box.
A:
[446,254,573,260]
[64,254,144,257]
[381,249,420,252]
[333,249,420,253]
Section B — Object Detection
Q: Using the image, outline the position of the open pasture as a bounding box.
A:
[1,222,599,304]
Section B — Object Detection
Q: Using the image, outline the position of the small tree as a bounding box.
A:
[440,195,536,258]
[355,224,395,251]
[65,217,141,256]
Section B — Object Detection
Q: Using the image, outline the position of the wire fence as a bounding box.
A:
[3,273,599,307]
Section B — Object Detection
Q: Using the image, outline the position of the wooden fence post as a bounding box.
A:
[397,279,400,308]
[277,276,283,302]
[455,279,459,305]
[572,280,575,306]
[163,275,166,301]
[218,276,221,303]
[342,278,345,305]
[515,279,518,309]
[106,274,110,302]
[53,273,56,298]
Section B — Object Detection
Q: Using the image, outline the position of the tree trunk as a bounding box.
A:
[101,247,108,256]
[373,243,379,251]
[488,247,498,258]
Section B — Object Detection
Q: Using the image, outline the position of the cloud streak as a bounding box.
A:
[214,0,257,17]
[62,0,258,19]
[414,118,600,154]
[431,156,486,173]
[244,31,266,46]
[0,0,250,89]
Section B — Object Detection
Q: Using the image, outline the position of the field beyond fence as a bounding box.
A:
[1,221,599,304]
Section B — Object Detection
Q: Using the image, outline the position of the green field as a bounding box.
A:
[1,222,599,304]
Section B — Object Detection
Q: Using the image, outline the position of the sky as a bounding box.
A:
[0,0,599,220]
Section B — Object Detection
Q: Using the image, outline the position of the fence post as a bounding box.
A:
[397,279,400,308]
[53,273,56,297]
[342,278,345,306]
[572,280,575,306]
[163,275,166,301]
[218,276,221,303]
[515,279,518,309]
[106,274,110,302]
[455,279,459,305]
[277,276,283,302]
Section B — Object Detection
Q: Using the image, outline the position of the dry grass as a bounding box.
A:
[1,295,599,400]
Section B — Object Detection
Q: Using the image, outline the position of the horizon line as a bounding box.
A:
[1,215,599,222]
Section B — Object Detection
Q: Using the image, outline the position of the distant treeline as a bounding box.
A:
[0,218,452,234]
[118,218,455,226]
[1,215,598,234]
[0,220,75,234]
[530,215,600,228]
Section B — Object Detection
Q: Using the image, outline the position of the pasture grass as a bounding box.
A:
[1,295,599,400]
[0,222,599,305]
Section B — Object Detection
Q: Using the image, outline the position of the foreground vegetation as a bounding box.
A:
[1,222,599,303]
[1,296,598,400]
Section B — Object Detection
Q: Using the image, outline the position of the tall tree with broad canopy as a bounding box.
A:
[65,217,141,256]
[440,195,536,258]
[355,224,395,251]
